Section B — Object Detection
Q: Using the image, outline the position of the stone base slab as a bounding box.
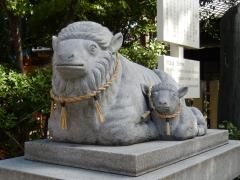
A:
[24,129,228,176]
[0,140,240,180]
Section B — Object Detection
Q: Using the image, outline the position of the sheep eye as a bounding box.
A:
[88,44,98,55]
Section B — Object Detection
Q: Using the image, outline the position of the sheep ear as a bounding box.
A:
[109,32,123,53]
[52,36,58,51]
[154,69,166,80]
[141,84,149,96]
[178,87,188,98]
[153,69,161,75]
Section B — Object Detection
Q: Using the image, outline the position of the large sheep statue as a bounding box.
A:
[49,21,206,145]
[141,82,207,140]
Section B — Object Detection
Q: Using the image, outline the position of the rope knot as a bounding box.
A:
[94,95,99,101]
[60,101,66,107]
[50,53,120,129]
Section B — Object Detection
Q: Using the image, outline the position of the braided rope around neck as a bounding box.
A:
[154,104,180,119]
[148,85,181,136]
[148,85,180,120]
[50,53,120,129]
[153,104,180,136]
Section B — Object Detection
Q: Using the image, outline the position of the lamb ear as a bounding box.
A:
[153,69,165,80]
[178,87,188,98]
[153,69,161,73]
[109,32,123,53]
[141,84,149,96]
[52,36,58,51]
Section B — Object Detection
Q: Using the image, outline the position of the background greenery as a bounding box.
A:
[0,66,51,158]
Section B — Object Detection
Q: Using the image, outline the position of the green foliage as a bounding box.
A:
[26,0,158,47]
[5,0,33,17]
[120,40,167,69]
[0,66,51,157]
[200,16,221,40]
[219,121,240,140]
[200,0,239,40]
[26,0,72,46]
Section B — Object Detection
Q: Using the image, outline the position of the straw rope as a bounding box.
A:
[50,53,120,129]
[148,85,180,136]
[154,105,180,119]
[148,85,180,119]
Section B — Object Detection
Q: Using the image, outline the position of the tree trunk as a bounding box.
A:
[0,0,24,72]
[140,34,147,47]
[63,0,78,26]
[8,15,24,72]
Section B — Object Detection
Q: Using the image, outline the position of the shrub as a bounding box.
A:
[219,121,240,140]
[0,66,52,158]
[120,40,167,69]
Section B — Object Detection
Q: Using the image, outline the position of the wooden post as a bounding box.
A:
[209,80,219,128]
[192,98,203,112]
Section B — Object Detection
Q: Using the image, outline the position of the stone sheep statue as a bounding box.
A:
[141,82,207,140]
[49,21,207,145]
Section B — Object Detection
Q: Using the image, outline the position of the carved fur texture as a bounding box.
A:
[49,21,163,145]
[148,83,207,140]
[49,21,207,145]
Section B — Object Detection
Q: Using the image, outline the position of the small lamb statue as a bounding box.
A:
[141,82,207,140]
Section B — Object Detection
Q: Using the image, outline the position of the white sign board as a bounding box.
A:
[157,0,199,48]
[158,55,200,98]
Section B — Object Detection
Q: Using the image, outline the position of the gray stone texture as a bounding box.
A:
[0,140,240,180]
[24,129,228,176]
[49,21,162,145]
[49,21,207,145]
[142,80,207,140]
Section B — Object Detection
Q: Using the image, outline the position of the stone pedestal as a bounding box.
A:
[0,129,240,180]
[24,129,228,176]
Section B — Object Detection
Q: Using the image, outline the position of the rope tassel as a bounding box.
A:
[165,119,171,136]
[60,103,67,129]
[95,99,105,124]
[50,100,55,118]
[50,53,120,130]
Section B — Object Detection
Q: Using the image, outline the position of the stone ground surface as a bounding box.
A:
[0,140,240,180]
[24,129,228,176]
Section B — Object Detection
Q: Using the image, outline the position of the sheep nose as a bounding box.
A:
[59,54,75,62]
[159,101,168,106]
[67,54,74,60]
